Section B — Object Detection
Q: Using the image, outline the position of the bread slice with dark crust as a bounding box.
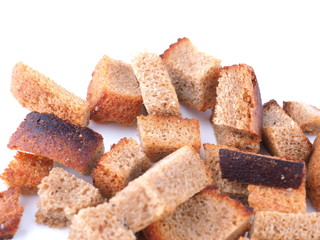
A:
[211,64,262,153]
[87,56,142,126]
[11,62,90,127]
[0,187,24,240]
[7,112,104,175]
[143,186,253,240]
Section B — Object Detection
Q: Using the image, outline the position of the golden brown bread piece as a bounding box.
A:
[0,152,53,194]
[11,62,90,127]
[7,112,104,175]
[87,56,142,126]
[0,187,24,239]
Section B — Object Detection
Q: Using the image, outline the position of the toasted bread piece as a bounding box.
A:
[283,101,320,134]
[161,38,221,111]
[35,168,104,228]
[87,56,142,126]
[109,146,212,232]
[69,203,136,240]
[249,211,320,240]
[143,186,253,240]
[137,115,200,161]
[0,152,53,194]
[11,62,90,127]
[132,52,180,117]
[0,187,24,239]
[211,64,262,153]
[92,138,151,199]
[263,99,312,161]
[7,112,104,175]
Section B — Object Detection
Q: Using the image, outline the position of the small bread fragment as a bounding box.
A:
[0,152,53,194]
[263,99,312,161]
[92,138,151,199]
[161,37,221,111]
[109,146,212,232]
[35,168,104,228]
[249,211,320,240]
[69,203,136,240]
[7,112,104,175]
[0,187,24,240]
[87,56,142,126]
[132,52,180,117]
[143,186,253,240]
[137,115,200,161]
[283,101,320,134]
[211,64,262,153]
[11,62,90,127]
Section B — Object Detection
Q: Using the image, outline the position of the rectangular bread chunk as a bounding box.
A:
[0,152,53,194]
[211,64,262,153]
[87,56,143,126]
[283,101,320,134]
[92,138,151,199]
[11,62,90,127]
[219,148,305,189]
[0,187,24,240]
[36,168,104,228]
[137,115,200,161]
[69,203,136,240]
[249,211,320,240]
[161,37,221,111]
[263,99,312,161]
[109,146,212,232]
[143,186,253,240]
[7,112,104,175]
[132,52,181,117]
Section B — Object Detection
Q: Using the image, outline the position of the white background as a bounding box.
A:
[0,1,319,239]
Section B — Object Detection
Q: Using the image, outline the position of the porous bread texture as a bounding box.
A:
[0,187,24,240]
[35,168,104,228]
[87,56,142,126]
[0,152,53,194]
[263,99,312,162]
[108,146,212,233]
[161,37,221,111]
[211,64,262,153]
[132,52,181,117]
[92,138,151,199]
[143,186,253,240]
[137,115,200,161]
[203,143,249,199]
[249,211,320,240]
[283,101,320,134]
[69,202,136,240]
[307,133,320,210]
[7,112,104,175]
[11,62,90,127]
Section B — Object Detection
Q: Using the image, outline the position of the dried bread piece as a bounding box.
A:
[143,186,253,240]
[263,99,312,161]
[161,37,221,111]
[7,112,104,175]
[92,138,151,199]
[87,56,142,126]
[35,168,104,228]
[69,203,136,240]
[211,64,262,153]
[283,101,320,134]
[0,187,24,239]
[11,62,90,127]
[109,146,212,232]
[0,152,53,194]
[137,115,200,161]
[132,52,180,117]
[249,211,320,240]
